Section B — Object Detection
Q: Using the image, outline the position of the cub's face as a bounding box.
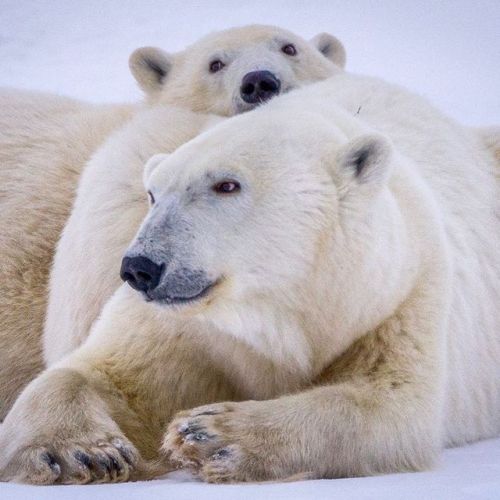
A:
[120,110,391,315]
[129,25,346,116]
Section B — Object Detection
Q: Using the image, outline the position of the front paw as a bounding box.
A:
[162,401,287,483]
[1,433,139,484]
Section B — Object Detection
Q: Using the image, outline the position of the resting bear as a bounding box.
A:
[0,90,134,419]
[1,71,498,484]
[0,25,344,419]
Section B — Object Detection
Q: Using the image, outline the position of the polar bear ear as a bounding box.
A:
[335,135,392,192]
[129,47,173,94]
[310,33,346,68]
[143,153,170,187]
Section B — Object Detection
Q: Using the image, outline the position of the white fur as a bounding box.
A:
[1,55,498,486]
[137,73,500,447]
[43,24,344,365]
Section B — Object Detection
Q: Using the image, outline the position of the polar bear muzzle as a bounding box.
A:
[120,255,215,306]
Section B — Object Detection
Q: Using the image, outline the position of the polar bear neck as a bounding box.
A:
[200,298,315,376]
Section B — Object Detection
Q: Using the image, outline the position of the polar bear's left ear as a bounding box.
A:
[143,153,169,187]
[310,33,346,68]
[335,135,392,192]
[129,47,174,94]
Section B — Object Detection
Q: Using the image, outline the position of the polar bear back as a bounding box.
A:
[266,75,500,445]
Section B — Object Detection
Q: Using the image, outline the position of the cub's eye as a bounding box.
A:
[212,180,241,194]
[147,190,155,205]
[209,60,225,73]
[281,43,297,56]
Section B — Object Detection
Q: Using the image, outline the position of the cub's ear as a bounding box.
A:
[335,135,392,192]
[310,33,346,68]
[143,153,169,187]
[129,47,173,94]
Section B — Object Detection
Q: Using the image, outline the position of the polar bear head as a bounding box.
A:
[129,25,345,116]
[121,100,406,369]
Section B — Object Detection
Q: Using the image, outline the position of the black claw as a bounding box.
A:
[179,422,203,435]
[109,455,122,473]
[74,451,92,468]
[196,410,218,416]
[211,448,231,460]
[189,432,209,442]
[40,451,60,473]
[114,442,135,465]
[97,456,112,473]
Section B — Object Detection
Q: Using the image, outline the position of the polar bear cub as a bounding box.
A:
[1,72,498,484]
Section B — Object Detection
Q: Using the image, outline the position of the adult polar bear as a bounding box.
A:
[43,24,345,365]
[0,25,345,420]
[1,72,498,484]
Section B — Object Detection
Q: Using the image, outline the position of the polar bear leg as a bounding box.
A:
[0,287,237,484]
[163,284,447,482]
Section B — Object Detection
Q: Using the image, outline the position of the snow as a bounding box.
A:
[1,437,499,500]
[0,0,499,125]
[0,1,499,498]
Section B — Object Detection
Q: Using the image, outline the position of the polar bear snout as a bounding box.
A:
[240,70,281,105]
[120,255,164,294]
[121,253,216,306]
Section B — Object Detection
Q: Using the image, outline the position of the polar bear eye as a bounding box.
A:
[209,60,225,73]
[212,180,241,194]
[281,44,297,56]
[147,190,155,205]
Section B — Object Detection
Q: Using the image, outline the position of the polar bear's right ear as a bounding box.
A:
[310,33,346,69]
[143,154,169,187]
[129,47,173,94]
[334,135,392,195]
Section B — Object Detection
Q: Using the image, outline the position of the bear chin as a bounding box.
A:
[144,280,218,308]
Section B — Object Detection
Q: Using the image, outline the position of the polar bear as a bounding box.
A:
[42,25,345,365]
[0,90,134,420]
[0,71,498,484]
[0,25,346,420]
[129,25,345,114]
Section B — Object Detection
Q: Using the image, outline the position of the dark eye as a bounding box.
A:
[281,43,297,56]
[147,190,155,205]
[212,180,241,194]
[209,60,225,73]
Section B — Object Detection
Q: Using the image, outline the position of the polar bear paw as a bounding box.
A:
[162,401,284,483]
[1,435,139,484]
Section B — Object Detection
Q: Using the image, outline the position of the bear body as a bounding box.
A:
[42,24,344,364]
[0,71,498,484]
[0,90,134,419]
[43,107,220,363]
[0,25,345,418]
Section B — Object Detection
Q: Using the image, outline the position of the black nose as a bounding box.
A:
[240,70,281,104]
[120,256,164,293]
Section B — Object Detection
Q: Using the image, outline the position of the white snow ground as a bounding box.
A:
[0,1,499,498]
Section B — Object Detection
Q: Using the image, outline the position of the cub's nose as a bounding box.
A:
[120,255,164,293]
[240,70,281,104]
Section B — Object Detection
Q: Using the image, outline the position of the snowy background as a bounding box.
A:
[1,1,499,498]
[0,0,499,126]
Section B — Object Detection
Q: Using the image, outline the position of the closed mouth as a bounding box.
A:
[145,280,218,307]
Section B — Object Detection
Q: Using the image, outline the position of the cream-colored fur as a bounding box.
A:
[43,108,221,363]
[0,24,345,418]
[43,24,344,365]
[477,126,500,165]
[0,90,134,420]
[129,25,344,115]
[0,72,498,484]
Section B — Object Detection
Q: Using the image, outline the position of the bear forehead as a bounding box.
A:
[187,24,304,52]
[150,111,339,190]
